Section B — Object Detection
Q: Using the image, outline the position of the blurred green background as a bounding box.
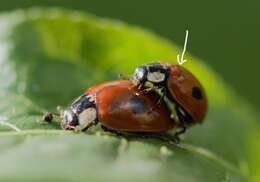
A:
[0,1,259,181]
[1,0,259,109]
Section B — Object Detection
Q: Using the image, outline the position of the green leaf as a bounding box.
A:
[0,8,259,182]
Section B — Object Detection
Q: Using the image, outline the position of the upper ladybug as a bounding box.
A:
[132,62,207,135]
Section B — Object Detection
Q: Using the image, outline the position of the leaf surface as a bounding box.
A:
[0,8,259,182]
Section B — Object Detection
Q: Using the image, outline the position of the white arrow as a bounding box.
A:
[177,30,189,65]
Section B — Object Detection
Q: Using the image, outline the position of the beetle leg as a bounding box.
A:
[143,133,180,144]
[148,87,166,112]
[134,133,180,145]
[98,129,180,145]
[156,87,166,107]
[138,83,145,90]
[144,85,161,93]
[135,85,155,96]
[101,125,124,136]
[174,106,189,138]
[159,134,180,144]
[80,121,97,132]
[141,87,154,94]
[174,127,186,141]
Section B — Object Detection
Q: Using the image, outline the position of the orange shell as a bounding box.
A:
[167,65,207,122]
[86,80,175,132]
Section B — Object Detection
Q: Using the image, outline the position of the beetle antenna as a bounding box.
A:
[177,30,189,65]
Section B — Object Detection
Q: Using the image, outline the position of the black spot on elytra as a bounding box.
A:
[129,96,150,114]
[192,87,203,100]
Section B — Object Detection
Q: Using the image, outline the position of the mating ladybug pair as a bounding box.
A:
[60,62,207,141]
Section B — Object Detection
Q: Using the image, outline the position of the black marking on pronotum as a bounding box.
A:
[147,63,169,75]
[71,95,96,114]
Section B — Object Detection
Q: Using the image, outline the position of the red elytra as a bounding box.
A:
[165,63,207,123]
[62,80,175,133]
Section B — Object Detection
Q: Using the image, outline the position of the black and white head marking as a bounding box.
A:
[146,63,169,83]
[62,109,78,129]
[78,107,97,128]
[62,94,97,130]
[133,63,170,85]
[147,71,166,83]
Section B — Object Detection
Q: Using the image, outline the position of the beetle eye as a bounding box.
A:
[133,67,146,82]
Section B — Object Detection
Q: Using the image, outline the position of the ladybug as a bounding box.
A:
[61,80,176,135]
[132,62,207,134]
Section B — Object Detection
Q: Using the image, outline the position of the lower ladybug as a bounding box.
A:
[132,62,207,134]
[61,80,176,134]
